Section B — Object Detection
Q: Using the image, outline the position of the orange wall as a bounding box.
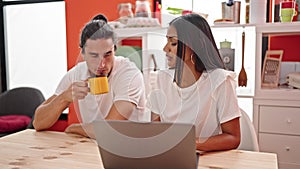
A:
[65,0,153,70]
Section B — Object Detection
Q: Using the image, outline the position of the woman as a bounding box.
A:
[148,14,241,152]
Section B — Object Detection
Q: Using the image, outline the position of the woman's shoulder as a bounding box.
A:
[156,69,175,85]
[203,68,237,88]
[157,69,175,78]
[206,68,236,80]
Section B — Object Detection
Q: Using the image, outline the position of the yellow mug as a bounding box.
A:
[88,76,109,95]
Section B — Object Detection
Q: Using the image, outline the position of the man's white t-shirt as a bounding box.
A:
[55,56,148,123]
[147,68,241,138]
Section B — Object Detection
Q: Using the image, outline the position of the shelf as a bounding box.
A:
[211,23,256,28]
[252,22,300,169]
[256,22,300,34]
[211,22,300,32]
[254,22,300,101]
[255,88,300,100]
[114,27,167,39]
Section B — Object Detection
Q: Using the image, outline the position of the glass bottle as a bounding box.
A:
[135,0,151,17]
[118,3,134,23]
[245,0,250,23]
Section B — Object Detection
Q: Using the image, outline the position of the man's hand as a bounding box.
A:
[64,80,89,101]
[65,123,95,139]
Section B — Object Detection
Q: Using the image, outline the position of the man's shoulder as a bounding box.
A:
[114,56,131,65]
[69,61,87,71]
[114,56,141,74]
[65,61,89,79]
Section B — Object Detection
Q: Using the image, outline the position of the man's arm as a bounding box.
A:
[33,81,89,131]
[33,93,71,131]
[105,100,135,120]
[65,68,144,137]
[65,100,135,138]
[65,123,95,138]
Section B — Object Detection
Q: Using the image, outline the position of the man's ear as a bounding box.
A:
[81,50,86,61]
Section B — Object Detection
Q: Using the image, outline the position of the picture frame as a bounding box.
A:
[261,50,283,88]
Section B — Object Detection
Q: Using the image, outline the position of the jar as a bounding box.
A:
[118,3,134,20]
[220,39,232,49]
[135,0,151,17]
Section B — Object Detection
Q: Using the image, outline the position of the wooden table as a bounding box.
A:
[0,129,278,169]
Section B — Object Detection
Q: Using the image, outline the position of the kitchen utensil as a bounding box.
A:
[220,39,232,49]
[135,0,151,17]
[226,0,234,6]
[151,54,158,71]
[261,50,283,88]
[238,31,247,87]
[222,1,241,23]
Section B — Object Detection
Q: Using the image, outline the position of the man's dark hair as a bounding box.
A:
[79,14,117,52]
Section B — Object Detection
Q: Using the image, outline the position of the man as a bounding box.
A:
[33,14,147,138]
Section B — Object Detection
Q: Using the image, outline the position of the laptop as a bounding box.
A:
[92,120,198,169]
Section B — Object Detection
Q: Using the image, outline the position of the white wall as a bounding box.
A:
[3,1,67,98]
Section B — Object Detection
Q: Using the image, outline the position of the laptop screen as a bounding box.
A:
[92,120,197,169]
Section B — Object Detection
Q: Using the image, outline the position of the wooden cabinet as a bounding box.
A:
[255,103,300,169]
[259,106,300,135]
[259,133,300,169]
[253,22,300,169]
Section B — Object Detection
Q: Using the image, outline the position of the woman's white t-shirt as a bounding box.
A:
[147,68,241,138]
[55,56,148,123]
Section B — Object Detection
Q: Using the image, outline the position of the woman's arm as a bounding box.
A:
[196,117,240,152]
[151,112,161,121]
